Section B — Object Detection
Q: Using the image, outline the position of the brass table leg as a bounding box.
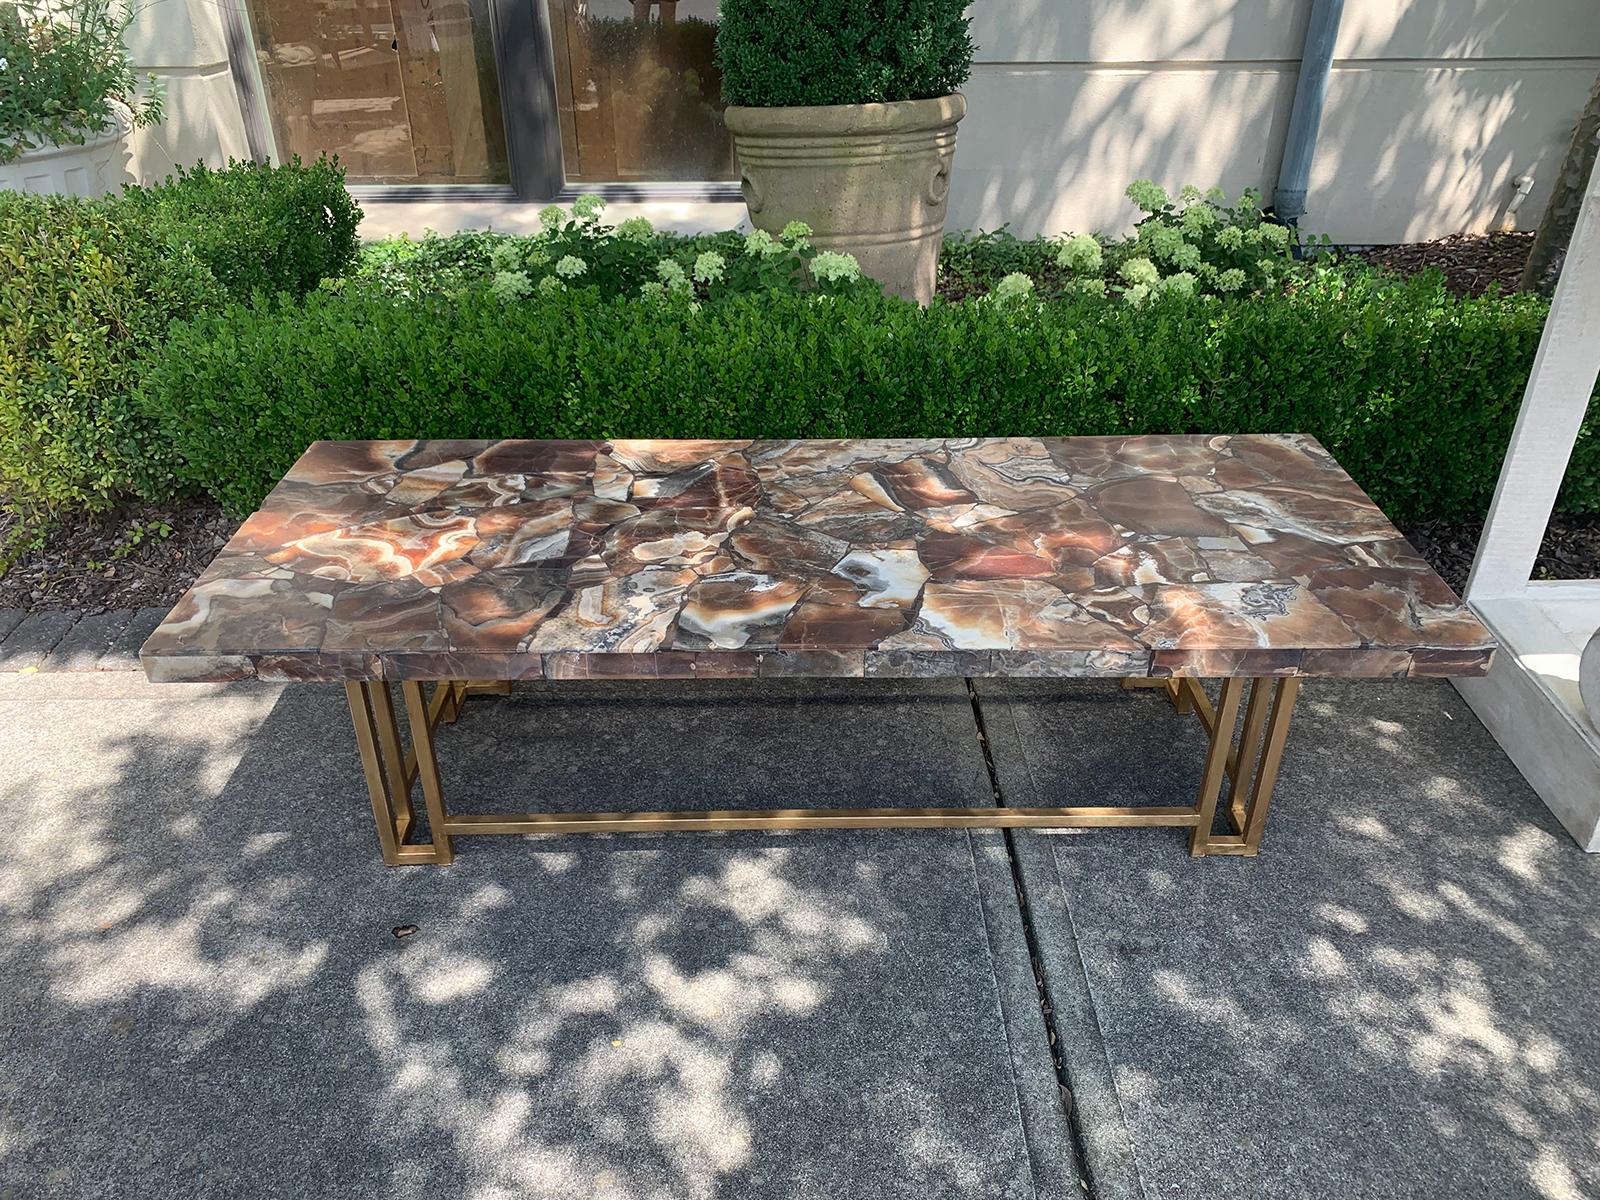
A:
[1130,676,1304,855]
[1203,677,1302,856]
[1188,678,1245,856]
[345,682,405,866]
[344,679,503,865]
[345,676,1301,865]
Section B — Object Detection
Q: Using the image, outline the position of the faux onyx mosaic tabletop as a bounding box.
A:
[140,436,1496,683]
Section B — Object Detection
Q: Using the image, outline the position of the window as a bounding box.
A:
[545,0,735,183]
[247,0,510,183]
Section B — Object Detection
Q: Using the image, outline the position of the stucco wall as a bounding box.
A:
[955,0,1600,242]
[127,0,1600,244]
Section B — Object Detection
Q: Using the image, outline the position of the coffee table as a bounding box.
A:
[141,436,1496,863]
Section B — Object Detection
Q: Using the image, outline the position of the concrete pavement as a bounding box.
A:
[1,665,1596,1199]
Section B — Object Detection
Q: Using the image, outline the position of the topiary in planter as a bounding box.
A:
[715,0,973,108]
[715,0,975,302]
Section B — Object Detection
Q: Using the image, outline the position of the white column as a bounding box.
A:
[1466,151,1600,600]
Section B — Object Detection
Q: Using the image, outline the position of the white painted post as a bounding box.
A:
[1466,152,1600,600]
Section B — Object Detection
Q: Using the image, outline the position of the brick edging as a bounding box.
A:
[0,607,168,673]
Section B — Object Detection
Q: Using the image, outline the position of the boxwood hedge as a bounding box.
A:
[0,158,358,531]
[136,274,1598,523]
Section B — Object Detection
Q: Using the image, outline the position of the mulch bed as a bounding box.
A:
[1399,514,1600,595]
[1357,231,1533,298]
[0,499,240,615]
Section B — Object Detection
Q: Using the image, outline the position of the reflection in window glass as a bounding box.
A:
[248,0,509,183]
[547,0,736,182]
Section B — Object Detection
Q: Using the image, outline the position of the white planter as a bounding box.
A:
[724,94,966,304]
[0,109,133,198]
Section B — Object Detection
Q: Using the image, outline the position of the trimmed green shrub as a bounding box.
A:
[715,0,974,107]
[138,272,1596,523]
[118,157,361,300]
[0,192,222,526]
[0,158,361,534]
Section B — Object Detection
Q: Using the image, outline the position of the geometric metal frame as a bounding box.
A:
[345,676,1301,866]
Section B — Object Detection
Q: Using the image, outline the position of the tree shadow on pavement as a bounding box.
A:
[0,677,1053,1200]
[980,677,1600,1200]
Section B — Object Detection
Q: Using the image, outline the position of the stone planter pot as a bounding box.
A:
[0,107,133,198]
[724,93,966,304]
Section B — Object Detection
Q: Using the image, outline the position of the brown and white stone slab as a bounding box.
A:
[141,436,1496,682]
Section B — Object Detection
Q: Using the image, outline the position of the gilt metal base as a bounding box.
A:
[345,676,1300,866]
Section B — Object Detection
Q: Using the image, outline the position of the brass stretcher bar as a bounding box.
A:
[344,675,1301,866]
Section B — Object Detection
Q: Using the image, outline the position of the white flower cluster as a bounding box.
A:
[655,259,693,295]
[809,251,861,284]
[744,229,783,257]
[489,271,531,302]
[693,251,726,284]
[992,272,1035,303]
[1056,233,1102,274]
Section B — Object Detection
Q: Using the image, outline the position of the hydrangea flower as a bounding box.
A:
[538,275,564,295]
[1179,185,1204,204]
[537,205,565,232]
[1056,233,1103,274]
[616,216,654,241]
[1144,225,1201,270]
[1125,179,1169,214]
[1215,226,1244,252]
[779,221,813,247]
[809,251,862,283]
[1071,277,1108,297]
[1119,257,1160,287]
[993,272,1035,301]
[1180,204,1218,233]
[555,255,587,279]
[1255,222,1292,250]
[488,240,522,272]
[489,270,531,302]
[1216,268,1247,293]
[1158,271,1197,299]
[692,251,726,284]
[656,259,692,294]
[639,280,666,300]
[744,229,783,257]
[1122,282,1151,306]
[571,194,606,221]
